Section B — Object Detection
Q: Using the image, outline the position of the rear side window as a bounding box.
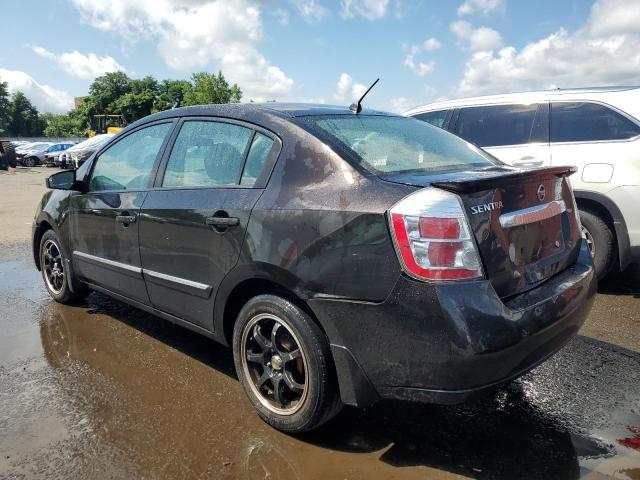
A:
[455,104,546,147]
[551,102,640,142]
[241,133,275,187]
[89,123,172,192]
[298,115,496,175]
[163,121,253,187]
[413,110,449,129]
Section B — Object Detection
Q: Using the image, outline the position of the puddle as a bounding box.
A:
[1,245,639,479]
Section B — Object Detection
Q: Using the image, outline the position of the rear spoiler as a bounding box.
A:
[432,166,577,193]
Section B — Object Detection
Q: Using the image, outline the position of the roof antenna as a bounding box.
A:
[349,78,379,114]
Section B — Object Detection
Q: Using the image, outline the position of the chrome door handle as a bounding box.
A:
[116,214,137,225]
[206,216,239,227]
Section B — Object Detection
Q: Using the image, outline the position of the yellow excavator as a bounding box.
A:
[88,115,125,137]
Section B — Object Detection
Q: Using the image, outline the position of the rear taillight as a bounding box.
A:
[388,188,483,281]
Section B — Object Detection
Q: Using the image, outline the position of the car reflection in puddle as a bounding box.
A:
[32,292,640,480]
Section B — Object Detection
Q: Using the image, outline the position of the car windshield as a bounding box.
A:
[299,115,497,175]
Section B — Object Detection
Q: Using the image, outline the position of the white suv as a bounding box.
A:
[405,86,640,278]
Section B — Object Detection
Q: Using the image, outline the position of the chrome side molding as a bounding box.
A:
[73,250,143,276]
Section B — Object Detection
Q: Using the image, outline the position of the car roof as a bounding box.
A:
[128,102,394,129]
[404,86,640,115]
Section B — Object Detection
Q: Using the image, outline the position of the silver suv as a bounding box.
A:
[406,86,640,278]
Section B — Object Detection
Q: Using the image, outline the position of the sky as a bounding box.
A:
[1,0,639,114]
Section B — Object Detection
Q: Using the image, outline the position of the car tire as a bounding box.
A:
[39,229,90,304]
[233,294,342,433]
[24,156,38,168]
[579,208,615,279]
[0,141,16,170]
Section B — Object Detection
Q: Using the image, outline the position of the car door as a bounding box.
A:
[139,118,280,331]
[68,121,175,304]
[452,103,551,168]
[549,101,640,195]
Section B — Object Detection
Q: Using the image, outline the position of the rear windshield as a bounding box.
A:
[298,115,497,174]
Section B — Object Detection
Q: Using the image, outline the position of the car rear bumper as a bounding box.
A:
[308,240,596,407]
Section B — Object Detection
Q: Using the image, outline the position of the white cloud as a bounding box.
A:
[70,0,293,101]
[450,20,502,51]
[423,37,442,51]
[290,0,328,23]
[403,37,440,76]
[587,0,640,36]
[404,57,435,76]
[274,8,290,26]
[456,0,640,96]
[457,0,505,16]
[388,96,416,113]
[32,46,125,80]
[387,85,439,113]
[334,73,367,102]
[0,69,73,113]
[340,0,389,20]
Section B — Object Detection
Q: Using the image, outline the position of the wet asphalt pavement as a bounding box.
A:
[1,169,640,479]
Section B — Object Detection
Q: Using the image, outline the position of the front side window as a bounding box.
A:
[298,115,496,175]
[413,110,449,129]
[551,102,640,143]
[89,123,172,192]
[455,104,543,147]
[163,121,253,188]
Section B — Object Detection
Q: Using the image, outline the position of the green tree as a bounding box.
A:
[41,110,86,137]
[7,92,44,136]
[183,71,241,106]
[111,75,159,123]
[0,79,10,133]
[86,71,132,116]
[153,79,192,112]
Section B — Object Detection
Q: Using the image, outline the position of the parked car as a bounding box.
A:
[15,142,51,165]
[405,86,640,278]
[43,143,76,167]
[65,134,113,169]
[11,140,29,150]
[16,142,54,167]
[33,103,596,433]
[56,151,71,169]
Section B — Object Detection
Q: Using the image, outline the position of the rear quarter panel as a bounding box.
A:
[235,119,413,302]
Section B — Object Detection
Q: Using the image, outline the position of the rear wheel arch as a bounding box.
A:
[575,196,616,232]
[220,277,323,348]
[573,190,631,270]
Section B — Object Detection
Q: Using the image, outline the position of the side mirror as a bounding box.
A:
[47,170,83,191]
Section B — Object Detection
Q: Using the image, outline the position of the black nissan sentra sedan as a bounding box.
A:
[33,103,596,432]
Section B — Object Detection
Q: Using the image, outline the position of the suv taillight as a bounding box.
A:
[388,188,483,281]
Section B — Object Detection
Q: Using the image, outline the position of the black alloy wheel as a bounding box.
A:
[39,229,89,304]
[233,294,342,433]
[42,238,65,295]
[241,313,308,415]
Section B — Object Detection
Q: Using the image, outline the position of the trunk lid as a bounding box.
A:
[381,166,582,298]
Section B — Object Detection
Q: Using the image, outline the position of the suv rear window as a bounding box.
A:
[413,110,449,128]
[299,115,496,175]
[551,102,640,142]
[455,104,547,147]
